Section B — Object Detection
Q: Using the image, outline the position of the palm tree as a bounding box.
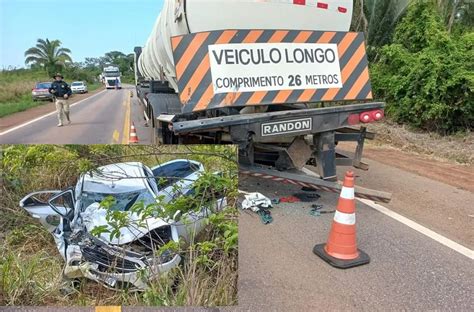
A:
[352,0,410,47]
[24,39,73,76]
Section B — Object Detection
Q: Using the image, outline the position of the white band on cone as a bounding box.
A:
[334,211,356,225]
[340,186,355,199]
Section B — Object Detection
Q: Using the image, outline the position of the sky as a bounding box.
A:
[0,0,164,69]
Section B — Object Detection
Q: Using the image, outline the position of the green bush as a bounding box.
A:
[371,0,473,133]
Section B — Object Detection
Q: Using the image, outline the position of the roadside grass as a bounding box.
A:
[0,94,43,118]
[0,83,102,118]
[0,224,65,305]
[365,120,474,165]
[87,83,101,92]
[0,69,101,118]
[0,145,238,306]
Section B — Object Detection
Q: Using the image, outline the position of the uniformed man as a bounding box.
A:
[49,73,72,127]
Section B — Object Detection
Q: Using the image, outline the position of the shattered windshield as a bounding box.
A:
[153,161,200,190]
[81,189,156,211]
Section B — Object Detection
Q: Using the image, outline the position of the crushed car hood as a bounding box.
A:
[81,202,171,245]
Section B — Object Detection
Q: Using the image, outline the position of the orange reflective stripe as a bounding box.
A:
[268,30,289,43]
[194,84,214,111]
[247,91,268,106]
[345,66,369,100]
[337,32,358,59]
[321,42,365,101]
[298,89,317,102]
[184,31,237,105]
[243,30,264,43]
[294,31,312,43]
[273,90,293,104]
[317,31,336,43]
[175,32,210,79]
[171,36,183,50]
[182,55,209,103]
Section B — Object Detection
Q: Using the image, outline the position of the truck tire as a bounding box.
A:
[146,93,181,116]
[146,93,181,145]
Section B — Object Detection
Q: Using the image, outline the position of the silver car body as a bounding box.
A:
[71,81,88,93]
[20,159,226,290]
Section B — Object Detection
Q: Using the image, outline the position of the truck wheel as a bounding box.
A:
[149,110,161,145]
[151,126,159,145]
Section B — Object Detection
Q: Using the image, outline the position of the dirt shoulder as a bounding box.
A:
[340,121,473,192]
[365,121,473,165]
[0,87,105,132]
[362,145,474,193]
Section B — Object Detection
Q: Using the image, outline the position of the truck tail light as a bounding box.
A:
[348,114,360,125]
[359,112,373,123]
[371,110,384,121]
[356,110,385,124]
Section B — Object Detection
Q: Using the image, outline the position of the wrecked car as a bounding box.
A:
[20,159,227,290]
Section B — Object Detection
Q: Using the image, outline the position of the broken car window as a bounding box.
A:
[81,189,156,211]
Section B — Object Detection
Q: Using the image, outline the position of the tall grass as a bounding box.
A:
[0,225,65,305]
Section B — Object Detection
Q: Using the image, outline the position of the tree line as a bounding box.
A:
[352,0,472,133]
[24,39,134,84]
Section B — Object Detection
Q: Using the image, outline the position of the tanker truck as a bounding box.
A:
[134,0,391,203]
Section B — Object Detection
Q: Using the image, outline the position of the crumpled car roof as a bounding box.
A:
[82,162,152,194]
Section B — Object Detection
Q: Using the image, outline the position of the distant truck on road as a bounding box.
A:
[101,65,122,89]
[133,0,391,202]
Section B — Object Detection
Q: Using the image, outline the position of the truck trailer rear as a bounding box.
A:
[133,0,390,201]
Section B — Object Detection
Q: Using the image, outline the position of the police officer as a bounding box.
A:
[49,73,72,127]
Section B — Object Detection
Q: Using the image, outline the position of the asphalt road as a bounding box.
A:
[0,85,152,145]
[237,160,474,311]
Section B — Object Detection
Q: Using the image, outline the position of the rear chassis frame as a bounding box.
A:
[136,82,391,203]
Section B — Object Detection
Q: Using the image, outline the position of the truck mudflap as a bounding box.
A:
[171,102,384,137]
[240,164,392,203]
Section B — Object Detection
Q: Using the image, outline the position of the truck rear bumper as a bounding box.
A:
[171,102,385,140]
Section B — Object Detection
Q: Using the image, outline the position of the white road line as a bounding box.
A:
[302,166,474,260]
[358,198,474,260]
[0,89,107,136]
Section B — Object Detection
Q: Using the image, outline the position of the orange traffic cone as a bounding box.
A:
[129,122,139,143]
[313,171,370,268]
